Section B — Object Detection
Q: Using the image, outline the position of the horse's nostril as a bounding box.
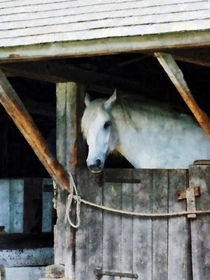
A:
[96,159,101,167]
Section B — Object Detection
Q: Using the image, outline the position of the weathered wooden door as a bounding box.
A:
[189,164,210,280]
[75,165,210,280]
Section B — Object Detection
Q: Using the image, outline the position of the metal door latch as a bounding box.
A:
[94,267,138,279]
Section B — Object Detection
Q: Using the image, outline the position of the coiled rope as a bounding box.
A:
[64,173,210,229]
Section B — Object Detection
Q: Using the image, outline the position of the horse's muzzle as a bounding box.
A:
[87,159,103,173]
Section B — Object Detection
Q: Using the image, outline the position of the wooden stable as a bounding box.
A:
[0,1,210,280]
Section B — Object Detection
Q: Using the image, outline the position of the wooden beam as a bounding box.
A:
[170,48,210,67]
[1,30,210,64]
[0,69,69,191]
[1,61,150,94]
[155,52,210,139]
[173,54,210,68]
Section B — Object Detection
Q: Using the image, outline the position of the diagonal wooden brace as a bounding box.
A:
[177,186,201,218]
[0,69,70,191]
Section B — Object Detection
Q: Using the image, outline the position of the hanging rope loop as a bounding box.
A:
[65,172,81,228]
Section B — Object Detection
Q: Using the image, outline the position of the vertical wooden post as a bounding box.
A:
[55,82,85,279]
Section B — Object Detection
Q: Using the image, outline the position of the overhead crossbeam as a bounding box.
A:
[155,52,210,139]
[0,69,69,191]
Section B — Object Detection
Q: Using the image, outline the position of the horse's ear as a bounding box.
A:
[84,93,91,107]
[104,89,117,110]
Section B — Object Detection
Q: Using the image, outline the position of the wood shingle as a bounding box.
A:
[0,0,209,48]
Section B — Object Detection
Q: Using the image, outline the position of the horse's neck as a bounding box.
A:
[111,103,140,166]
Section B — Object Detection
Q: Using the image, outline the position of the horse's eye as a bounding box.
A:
[104,121,111,129]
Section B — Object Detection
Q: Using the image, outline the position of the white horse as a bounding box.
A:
[81,90,210,173]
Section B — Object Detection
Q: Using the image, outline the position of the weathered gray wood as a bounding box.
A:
[0,0,204,10]
[0,0,204,15]
[55,82,85,279]
[132,169,153,280]
[1,3,208,38]
[121,169,134,280]
[152,170,168,279]
[73,168,195,280]
[1,30,210,64]
[54,83,68,265]
[168,170,191,280]
[1,19,210,48]
[75,168,103,279]
[103,169,122,280]
[189,165,210,280]
[1,8,207,32]
[56,82,76,278]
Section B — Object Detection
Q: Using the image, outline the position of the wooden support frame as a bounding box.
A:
[155,53,210,139]
[0,69,69,190]
[55,82,85,279]
[155,52,210,139]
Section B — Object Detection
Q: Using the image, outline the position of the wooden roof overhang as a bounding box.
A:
[1,29,210,64]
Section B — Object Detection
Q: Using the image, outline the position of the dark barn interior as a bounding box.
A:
[1,48,210,178]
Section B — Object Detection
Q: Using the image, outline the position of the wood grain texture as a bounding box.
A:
[55,82,85,279]
[132,169,153,280]
[74,168,191,279]
[75,169,103,279]
[1,30,210,64]
[168,170,191,280]
[54,83,68,265]
[0,7,208,32]
[189,165,210,280]
[152,170,168,280]
[0,0,205,10]
[103,169,122,280]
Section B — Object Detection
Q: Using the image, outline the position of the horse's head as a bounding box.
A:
[81,90,117,173]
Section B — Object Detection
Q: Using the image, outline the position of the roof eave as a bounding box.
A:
[1,30,210,64]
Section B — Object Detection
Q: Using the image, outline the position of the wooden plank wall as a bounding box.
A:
[189,164,210,280]
[75,168,191,280]
[0,0,209,47]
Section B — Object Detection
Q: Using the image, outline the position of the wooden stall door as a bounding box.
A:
[75,168,192,280]
[189,164,210,280]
